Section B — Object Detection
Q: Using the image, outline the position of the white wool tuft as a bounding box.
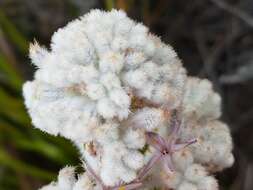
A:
[23,9,234,190]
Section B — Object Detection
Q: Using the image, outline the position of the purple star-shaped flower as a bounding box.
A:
[137,111,197,180]
[85,162,142,190]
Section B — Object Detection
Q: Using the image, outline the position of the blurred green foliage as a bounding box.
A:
[0,7,80,190]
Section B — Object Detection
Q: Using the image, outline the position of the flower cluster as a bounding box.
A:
[23,9,234,190]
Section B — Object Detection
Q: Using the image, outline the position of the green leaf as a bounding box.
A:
[0,52,23,90]
[0,87,29,126]
[0,148,56,181]
[0,119,76,165]
[0,10,28,54]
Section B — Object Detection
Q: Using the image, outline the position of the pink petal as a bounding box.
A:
[167,111,181,145]
[85,162,105,188]
[172,138,197,151]
[137,152,162,180]
[163,155,174,173]
[146,132,165,152]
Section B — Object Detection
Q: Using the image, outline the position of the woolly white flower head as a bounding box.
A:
[24,9,185,140]
[23,9,234,190]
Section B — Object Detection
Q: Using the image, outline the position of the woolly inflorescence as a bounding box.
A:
[23,9,234,190]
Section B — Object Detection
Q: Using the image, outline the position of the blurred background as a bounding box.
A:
[0,0,253,189]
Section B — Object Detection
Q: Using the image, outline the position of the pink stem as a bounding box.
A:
[112,182,142,190]
[85,162,105,189]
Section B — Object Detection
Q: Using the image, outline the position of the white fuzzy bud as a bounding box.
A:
[197,176,218,190]
[184,164,207,183]
[58,166,76,190]
[178,182,198,190]
[183,77,221,122]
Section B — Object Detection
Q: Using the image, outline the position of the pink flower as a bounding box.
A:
[138,111,197,179]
